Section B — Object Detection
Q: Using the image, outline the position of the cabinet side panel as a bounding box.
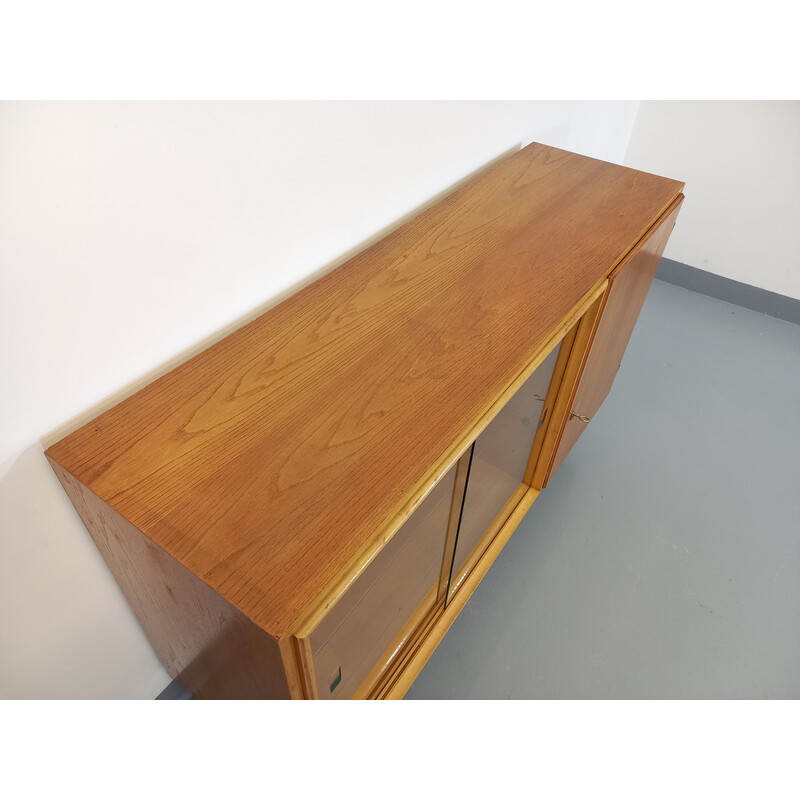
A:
[548,199,683,478]
[48,458,291,699]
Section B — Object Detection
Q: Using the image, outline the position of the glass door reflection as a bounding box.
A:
[447,343,561,602]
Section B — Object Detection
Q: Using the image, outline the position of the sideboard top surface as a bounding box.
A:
[46,142,684,636]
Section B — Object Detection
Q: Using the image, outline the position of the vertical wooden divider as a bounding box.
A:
[530,294,608,489]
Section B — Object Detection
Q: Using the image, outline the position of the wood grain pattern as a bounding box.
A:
[48,457,291,699]
[547,197,684,478]
[46,142,684,640]
[292,277,606,640]
[445,342,561,595]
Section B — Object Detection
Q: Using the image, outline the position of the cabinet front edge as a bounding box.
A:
[290,278,607,642]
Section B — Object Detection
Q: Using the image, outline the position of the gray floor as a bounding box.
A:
[406,279,800,699]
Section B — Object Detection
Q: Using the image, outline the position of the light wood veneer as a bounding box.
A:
[46,142,684,699]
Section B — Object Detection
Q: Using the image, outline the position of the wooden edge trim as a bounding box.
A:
[436,449,472,603]
[292,279,607,640]
[523,323,579,487]
[296,636,319,699]
[277,637,307,699]
[350,583,443,700]
[534,293,607,488]
[537,194,685,488]
[609,194,684,280]
[355,482,531,699]
[377,487,540,700]
[278,636,318,699]
[603,192,685,283]
[446,483,530,601]
[365,602,444,700]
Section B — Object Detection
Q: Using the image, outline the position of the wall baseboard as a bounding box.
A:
[656,258,800,325]
[155,680,191,700]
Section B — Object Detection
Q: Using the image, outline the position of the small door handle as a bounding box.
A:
[329,666,342,693]
[570,411,591,423]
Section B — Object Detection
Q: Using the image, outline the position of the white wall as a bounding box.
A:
[0,101,640,699]
[624,101,800,300]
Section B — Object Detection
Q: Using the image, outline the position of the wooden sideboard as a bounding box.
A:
[46,142,684,699]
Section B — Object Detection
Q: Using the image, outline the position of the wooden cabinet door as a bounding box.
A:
[546,199,683,481]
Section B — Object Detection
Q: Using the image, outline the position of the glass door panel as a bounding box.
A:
[309,461,459,699]
[447,343,561,601]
